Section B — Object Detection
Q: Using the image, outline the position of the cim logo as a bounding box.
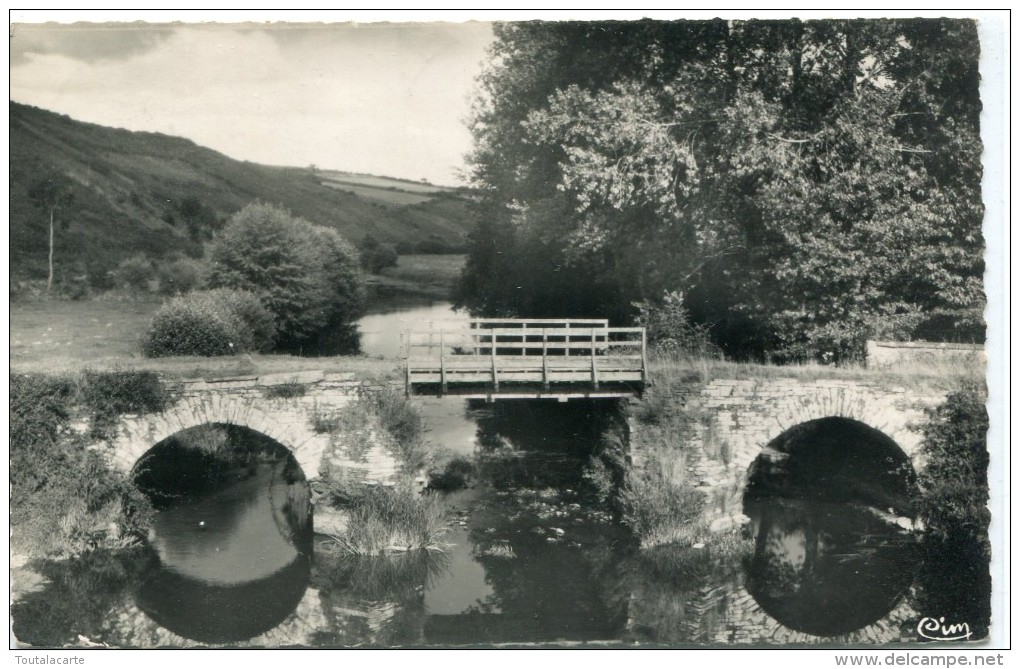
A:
[917,617,973,642]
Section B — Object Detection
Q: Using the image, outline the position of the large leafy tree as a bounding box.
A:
[459,19,984,361]
[207,202,365,351]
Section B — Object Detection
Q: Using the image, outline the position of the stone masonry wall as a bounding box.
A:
[105,370,402,500]
[629,377,947,528]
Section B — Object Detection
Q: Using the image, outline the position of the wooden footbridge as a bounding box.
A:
[402,318,647,400]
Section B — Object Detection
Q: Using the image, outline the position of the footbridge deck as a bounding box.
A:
[403,318,647,400]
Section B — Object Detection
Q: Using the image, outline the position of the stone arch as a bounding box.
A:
[107,393,330,480]
[689,380,941,529]
[727,383,926,478]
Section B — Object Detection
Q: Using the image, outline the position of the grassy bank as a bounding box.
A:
[621,360,712,549]
[647,349,985,391]
[10,371,173,558]
[9,297,401,378]
[369,254,465,300]
[10,257,466,375]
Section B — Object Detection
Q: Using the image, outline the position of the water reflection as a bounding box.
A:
[136,553,310,645]
[357,300,463,358]
[421,400,629,644]
[11,404,937,647]
[743,417,921,637]
[133,425,313,643]
[744,499,919,637]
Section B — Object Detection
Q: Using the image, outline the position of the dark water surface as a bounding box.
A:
[11,303,930,647]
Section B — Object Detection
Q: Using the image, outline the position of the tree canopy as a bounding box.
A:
[456,19,984,362]
[207,202,366,352]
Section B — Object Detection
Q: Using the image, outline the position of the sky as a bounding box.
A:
[10,19,494,185]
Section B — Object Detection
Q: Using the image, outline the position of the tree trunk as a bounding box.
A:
[47,208,54,293]
[842,22,860,96]
[789,20,804,118]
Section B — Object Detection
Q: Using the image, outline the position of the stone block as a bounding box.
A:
[258,370,324,386]
[323,372,357,382]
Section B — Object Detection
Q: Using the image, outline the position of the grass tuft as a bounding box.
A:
[324,486,448,555]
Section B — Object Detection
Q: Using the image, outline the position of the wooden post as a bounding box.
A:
[521,322,527,356]
[542,329,549,390]
[564,323,570,357]
[440,330,447,395]
[590,329,599,390]
[490,331,499,391]
[405,332,412,396]
[641,327,648,385]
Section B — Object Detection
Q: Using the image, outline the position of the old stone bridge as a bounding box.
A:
[627,375,950,529]
[102,367,950,532]
[105,370,404,492]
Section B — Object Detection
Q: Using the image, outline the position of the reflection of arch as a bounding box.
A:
[137,553,311,644]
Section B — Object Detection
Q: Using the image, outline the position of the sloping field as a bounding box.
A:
[321,180,434,206]
[319,172,449,193]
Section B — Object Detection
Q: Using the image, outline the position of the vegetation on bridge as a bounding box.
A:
[10,371,173,558]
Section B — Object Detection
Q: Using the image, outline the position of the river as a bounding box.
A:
[10,299,927,647]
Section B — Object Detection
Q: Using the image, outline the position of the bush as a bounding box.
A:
[917,384,989,545]
[324,486,447,555]
[142,288,276,357]
[915,384,991,639]
[634,291,718,359]
[114,255,155,292]
[156,257,207,296]
[10,374,156,557]
[427,456,475,491]
[207,202,365,350]
[79,370,173,440]
[224,289,277,353]
[357,235,399,274]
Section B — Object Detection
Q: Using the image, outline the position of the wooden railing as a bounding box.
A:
[402,319,646,396]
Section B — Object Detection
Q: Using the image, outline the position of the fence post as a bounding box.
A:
[491,331,499,392]
[521,322,527,356]
[590,329,599,390]
[542,329,549,390]
[440,330,447,395]
[641,327,648,385]
[564,323,570,357]
[405,332,412,396]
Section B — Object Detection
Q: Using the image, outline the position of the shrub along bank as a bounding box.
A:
[10,371,174,558]
[915,384,991,639]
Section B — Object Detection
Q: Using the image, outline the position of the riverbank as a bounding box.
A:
[11,254,465,376]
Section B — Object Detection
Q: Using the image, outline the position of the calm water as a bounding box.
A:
[12,300,930,647]
[358,299,461,359]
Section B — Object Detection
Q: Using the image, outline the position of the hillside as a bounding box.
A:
[9,102,475,282]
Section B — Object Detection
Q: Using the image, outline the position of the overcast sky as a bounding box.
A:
[10,20,494,185]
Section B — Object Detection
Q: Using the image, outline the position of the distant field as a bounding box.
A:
[320,180,434,206]
[319,172,448,194]
[377,254,466,295]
